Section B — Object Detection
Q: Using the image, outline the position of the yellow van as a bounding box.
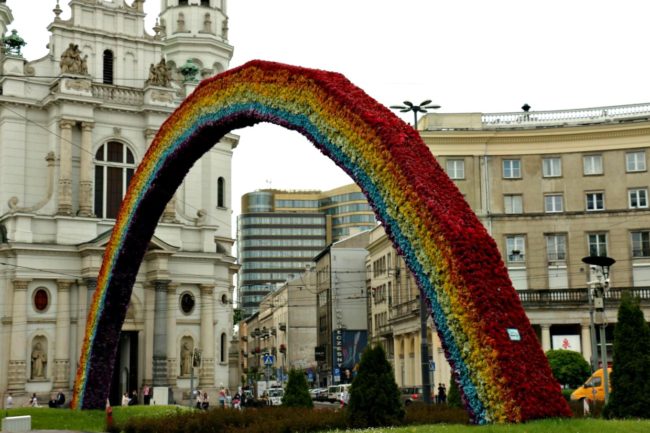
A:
[570,368,612,401]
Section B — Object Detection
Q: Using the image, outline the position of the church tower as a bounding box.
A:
[159,0,233,78]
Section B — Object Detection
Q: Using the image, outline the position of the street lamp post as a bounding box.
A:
[390,100,441,128]
[581,255,615,404]
[390,100,440,405]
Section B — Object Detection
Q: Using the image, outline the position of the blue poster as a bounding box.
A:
[331,329,368,372]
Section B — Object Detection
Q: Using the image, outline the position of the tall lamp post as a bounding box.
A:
[581,255,615,404]
[390,100,441,128]
[390,99,440,405]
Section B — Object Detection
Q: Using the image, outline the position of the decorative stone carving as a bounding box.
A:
[152,90,174,103]
[60,43,89,75]
[64,78,91,91]
[146,58,171,88]
[203,13,212,33]
[176,13,185,33]
[180,338,193,376]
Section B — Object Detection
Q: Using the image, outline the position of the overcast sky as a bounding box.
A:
[9,0,650,218]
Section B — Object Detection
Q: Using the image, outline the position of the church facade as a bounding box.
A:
[0,0,237,406]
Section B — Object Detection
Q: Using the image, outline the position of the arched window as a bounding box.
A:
[94,142,135,218]
[217,177,225,207]
[103,50,114,84]
[220,332,227,363]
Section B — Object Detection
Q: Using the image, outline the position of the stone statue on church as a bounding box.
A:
[180,341,192,376]
[60,43,88,75]
[146,57,171,87]
[31,342,47,379]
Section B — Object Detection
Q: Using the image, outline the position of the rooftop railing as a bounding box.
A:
[482,103,650,129]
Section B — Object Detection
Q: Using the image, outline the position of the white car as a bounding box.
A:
[267,387,284,406]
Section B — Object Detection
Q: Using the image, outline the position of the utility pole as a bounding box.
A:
[581,255,615,404]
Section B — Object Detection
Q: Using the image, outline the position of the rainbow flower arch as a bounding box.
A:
[72,60,570,423]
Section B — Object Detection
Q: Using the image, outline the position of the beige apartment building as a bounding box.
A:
[368,104,650,390]
[238,271,318,388]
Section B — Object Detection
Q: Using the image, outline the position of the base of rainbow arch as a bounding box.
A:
[71,60,571,423]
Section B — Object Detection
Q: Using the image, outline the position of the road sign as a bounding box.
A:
[263,353,275,366]
[429,360,436,371]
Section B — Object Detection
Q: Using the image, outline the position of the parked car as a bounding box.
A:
[267,387,284,406]
[327,384,351,403]
[309,388,328,401]
[400,386,424,405]
[241,389,264,408]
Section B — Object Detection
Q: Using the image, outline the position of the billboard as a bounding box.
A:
[332,329,367,373]
[552,335,581,352]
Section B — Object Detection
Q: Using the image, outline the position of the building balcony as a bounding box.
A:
[517,287,650,307]
[389,298,420,323]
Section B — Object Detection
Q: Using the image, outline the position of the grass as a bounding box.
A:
[0,405,189,432]
[330,419,650,433]
[2,406,650,433]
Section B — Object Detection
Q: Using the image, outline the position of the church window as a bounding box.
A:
[33,288,50,312]
[103,50,114,84]
[94,142,135,219]
[220,332,227,363]
[217,177,225,207]
[180,292,195,314]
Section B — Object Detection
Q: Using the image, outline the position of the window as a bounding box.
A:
[217,177,225,207]
[502,159,521,179]
[201,0,210,6]
[94,142,136,218]
[583,154,603,175]
[102,49,114,84]
[544,194,563,213]
[504,195,523,214]
[33,288,50,312]
[626,151,646,172]
[629,188,648,209]
[632,231,650,257]
[506,235,525,262]
[180,292,195,314]
[588,233,608,257]
[220,333,227,363]
[543,157,562,177]
[546,234,567,262]
[179,0,189,5]
[446,159,465,179]
[586,192,604,211]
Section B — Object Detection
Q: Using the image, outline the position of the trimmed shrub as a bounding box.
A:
[604,292,650,418]
[546,349,591,389]
[282,369,313,408]
[347,345,404,428]
[447,377,462,408]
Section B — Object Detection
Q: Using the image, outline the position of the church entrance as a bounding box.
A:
[109,331,139,406]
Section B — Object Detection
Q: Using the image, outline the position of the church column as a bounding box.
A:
[153,280,170,386]
[166,283,178,385]
[54,280,73,388]
[77,278,97,359]
[8,279,31,392]
[199,284,215,387]
[78,122,94,217]
[57,119,75,215]
[146,128,176,222]
[541,325,552,352]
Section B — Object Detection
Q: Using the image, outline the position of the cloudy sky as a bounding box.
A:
[9,0,650,215]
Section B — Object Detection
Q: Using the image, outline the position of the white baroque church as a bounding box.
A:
[0,0,238,406]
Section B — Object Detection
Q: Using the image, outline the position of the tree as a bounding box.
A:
[281,369,313,408]
[447,376,462,408]
[347,345,404,428]
[545,349,591,389]
[604,292,650,418]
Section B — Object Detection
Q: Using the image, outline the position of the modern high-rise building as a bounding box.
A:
[237,184,376,317]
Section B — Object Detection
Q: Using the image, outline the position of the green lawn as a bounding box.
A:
[2,407,650,433]
[1,405,189,432]
[332,419,650,433]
